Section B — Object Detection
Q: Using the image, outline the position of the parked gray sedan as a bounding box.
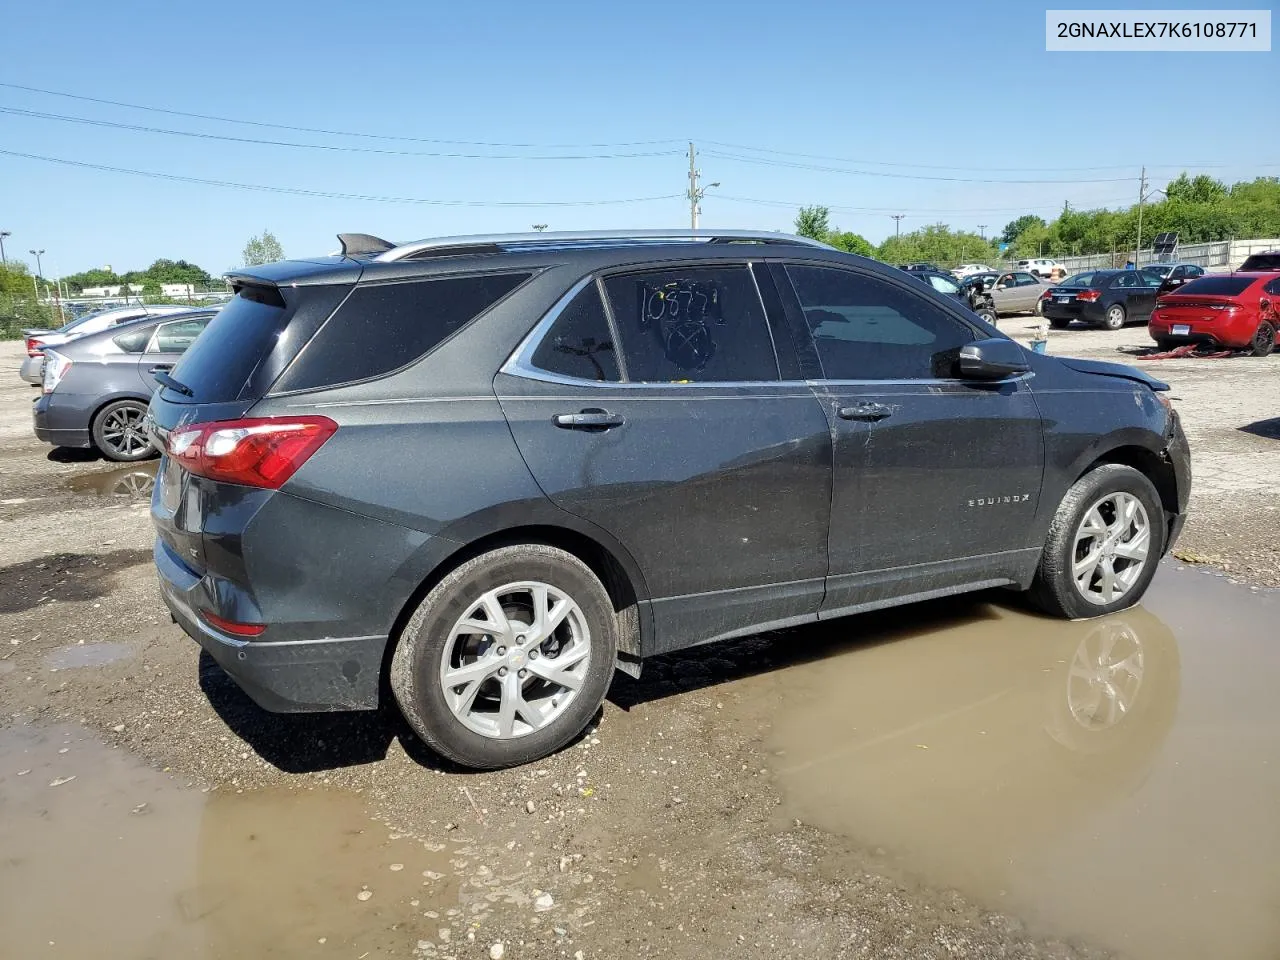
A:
[989,271,1057,316]
[32,310,214,460]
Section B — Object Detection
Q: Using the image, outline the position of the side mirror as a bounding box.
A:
[959,339,1031,380]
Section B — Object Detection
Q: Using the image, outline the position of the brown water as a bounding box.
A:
[62,462,158,499]
[769,565,1280,960]
[0,725,460,959]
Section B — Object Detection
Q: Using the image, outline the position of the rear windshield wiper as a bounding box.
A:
[154,370,194,397]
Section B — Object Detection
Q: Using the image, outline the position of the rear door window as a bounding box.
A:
[276,272,531,392]
[529,283,621,382]
[148,317,210,354]
[601,265,779,382]
[113,324,158,353]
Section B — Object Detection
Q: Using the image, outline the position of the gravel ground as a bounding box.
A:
[2,326,1278,959]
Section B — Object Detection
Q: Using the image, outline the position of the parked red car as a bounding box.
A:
[1149,273,1280,356]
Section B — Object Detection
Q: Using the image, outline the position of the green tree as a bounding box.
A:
[242,229,285,266]
[827,231,875,257]
[794,206,831,241]
[1001,214,1046,244]
[1165,173,1228,205]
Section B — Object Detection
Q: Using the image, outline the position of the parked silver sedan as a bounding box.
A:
[989,271,1057,316]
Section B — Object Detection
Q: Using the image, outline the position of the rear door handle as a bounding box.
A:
[838,402,893,422]
[553,409,624,430]
[149,364,173,373]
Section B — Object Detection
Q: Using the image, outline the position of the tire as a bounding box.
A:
[1101,304,1126,331]
[976,308,998,326]
[1034,297,1045,316]
[1154,337,1177,352]
[90,399,156,462]
[1027,464,1165,620]
[1249,321,1276,358]
[390,545,618,769]
[1049,317,1071,330]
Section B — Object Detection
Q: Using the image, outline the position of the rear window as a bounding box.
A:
[276,272,530,392]
[169,292,292,402]
[1240,253,1280,271]
[1060,272,1096,287]
[1177,276,1255,296]
[112,323,157,353]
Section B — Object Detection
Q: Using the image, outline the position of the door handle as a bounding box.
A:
[553,409,624,430]
[149,363,173,373]
[838,402,893,422]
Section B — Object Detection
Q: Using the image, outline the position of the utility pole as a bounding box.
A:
[685,142,719,230]
[891,214,905,238]
[977,224,987,239]
[1134,165,1147,267]
[0,230,10,266]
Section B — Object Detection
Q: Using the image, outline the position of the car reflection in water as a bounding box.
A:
[63,462,159,500]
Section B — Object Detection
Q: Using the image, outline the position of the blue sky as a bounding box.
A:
[1,0,1275,277]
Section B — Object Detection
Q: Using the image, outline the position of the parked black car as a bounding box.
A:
[898,262,942,273]
[1140,262,1206,298]
[34,310,215,460]
[1041,269,1163,330]
[1239,251,1280,272]
[146,230,1190,769]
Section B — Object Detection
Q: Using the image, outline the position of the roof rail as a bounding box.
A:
[373,229,832,263]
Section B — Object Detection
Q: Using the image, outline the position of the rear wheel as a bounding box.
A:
[1034,297,1045,316]
[1101,304,1127,331]
[390,545,618,769]
[1049,317,1072,330]
[976,308,998,326]
[1027,464,1165,620]
[1249,321,1276,357]
[91,399,156,462]
[1154,337,1177,352]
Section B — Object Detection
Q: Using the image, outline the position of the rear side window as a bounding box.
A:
[530,283,620,382]
[1241,254,1280,271]
[785,265,976,380]
[601,266,779,382]
[278,273,530,392]
[113,324,157,354]
[926,274,960,295]
[1178,276,1255,296]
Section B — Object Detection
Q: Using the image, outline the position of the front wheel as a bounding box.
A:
[390,545,618,769]
[1101,304,1127,330]
[1249,321,1276,357]
[1027,464,1165,619]
[1034,298,1045,316]
[91,399,156,462]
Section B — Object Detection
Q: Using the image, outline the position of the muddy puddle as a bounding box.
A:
[0,725,466,958]
[62,462,157,499]
[767,565,1280,960]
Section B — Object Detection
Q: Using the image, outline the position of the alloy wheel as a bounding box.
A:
[439,581,592,739]
[1071,492,1151,605]
[100,405,151,458]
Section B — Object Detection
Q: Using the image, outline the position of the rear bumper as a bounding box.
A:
[1148,319,1254,349]
[1042,301,1104,325]
[19,355,44,385]
[32,394,91,448]
[155,537,386,712]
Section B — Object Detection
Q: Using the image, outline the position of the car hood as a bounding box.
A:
[1059,357,1169,391]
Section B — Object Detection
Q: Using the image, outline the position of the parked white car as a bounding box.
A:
[953,263,995,278]
[1015,258,1062,278]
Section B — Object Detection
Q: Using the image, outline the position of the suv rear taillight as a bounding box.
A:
[26,337,44,357]
[167,416,337,489]
[1076,290,1101,302]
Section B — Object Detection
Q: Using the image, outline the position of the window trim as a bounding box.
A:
[505,261,788,388]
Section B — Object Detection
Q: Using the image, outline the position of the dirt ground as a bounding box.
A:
[2,329,1279,960]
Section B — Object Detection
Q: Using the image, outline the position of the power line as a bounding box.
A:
[0,106,683,160]
[716,194,1137,215]
[0,149,683,207]
[704,150,1140,185]
[0,81,687,150]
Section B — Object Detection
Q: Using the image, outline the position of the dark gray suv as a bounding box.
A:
[147,230,1191,769]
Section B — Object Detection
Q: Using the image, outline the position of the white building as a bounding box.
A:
[80,284,144,297]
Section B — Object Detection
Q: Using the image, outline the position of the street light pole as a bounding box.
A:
[0,230,10,266]
[29,248,45,301]
[891,214,905,238]
[685,142,719,230]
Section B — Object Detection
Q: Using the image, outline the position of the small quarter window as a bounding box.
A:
[530,283,620,382]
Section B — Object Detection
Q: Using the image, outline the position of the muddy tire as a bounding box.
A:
[1101,304,1126,331]
[1249,321,1276,358]
[91,399,156,462]
[1027,464,1165,620]
[390,545,617,769]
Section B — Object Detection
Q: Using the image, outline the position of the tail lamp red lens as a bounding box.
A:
[166,416,337,489]
[199,609,266,637]
[26,337,44,357]
[1076,290,1101,302]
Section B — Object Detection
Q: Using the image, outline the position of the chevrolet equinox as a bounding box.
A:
[147,230,1191,768]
